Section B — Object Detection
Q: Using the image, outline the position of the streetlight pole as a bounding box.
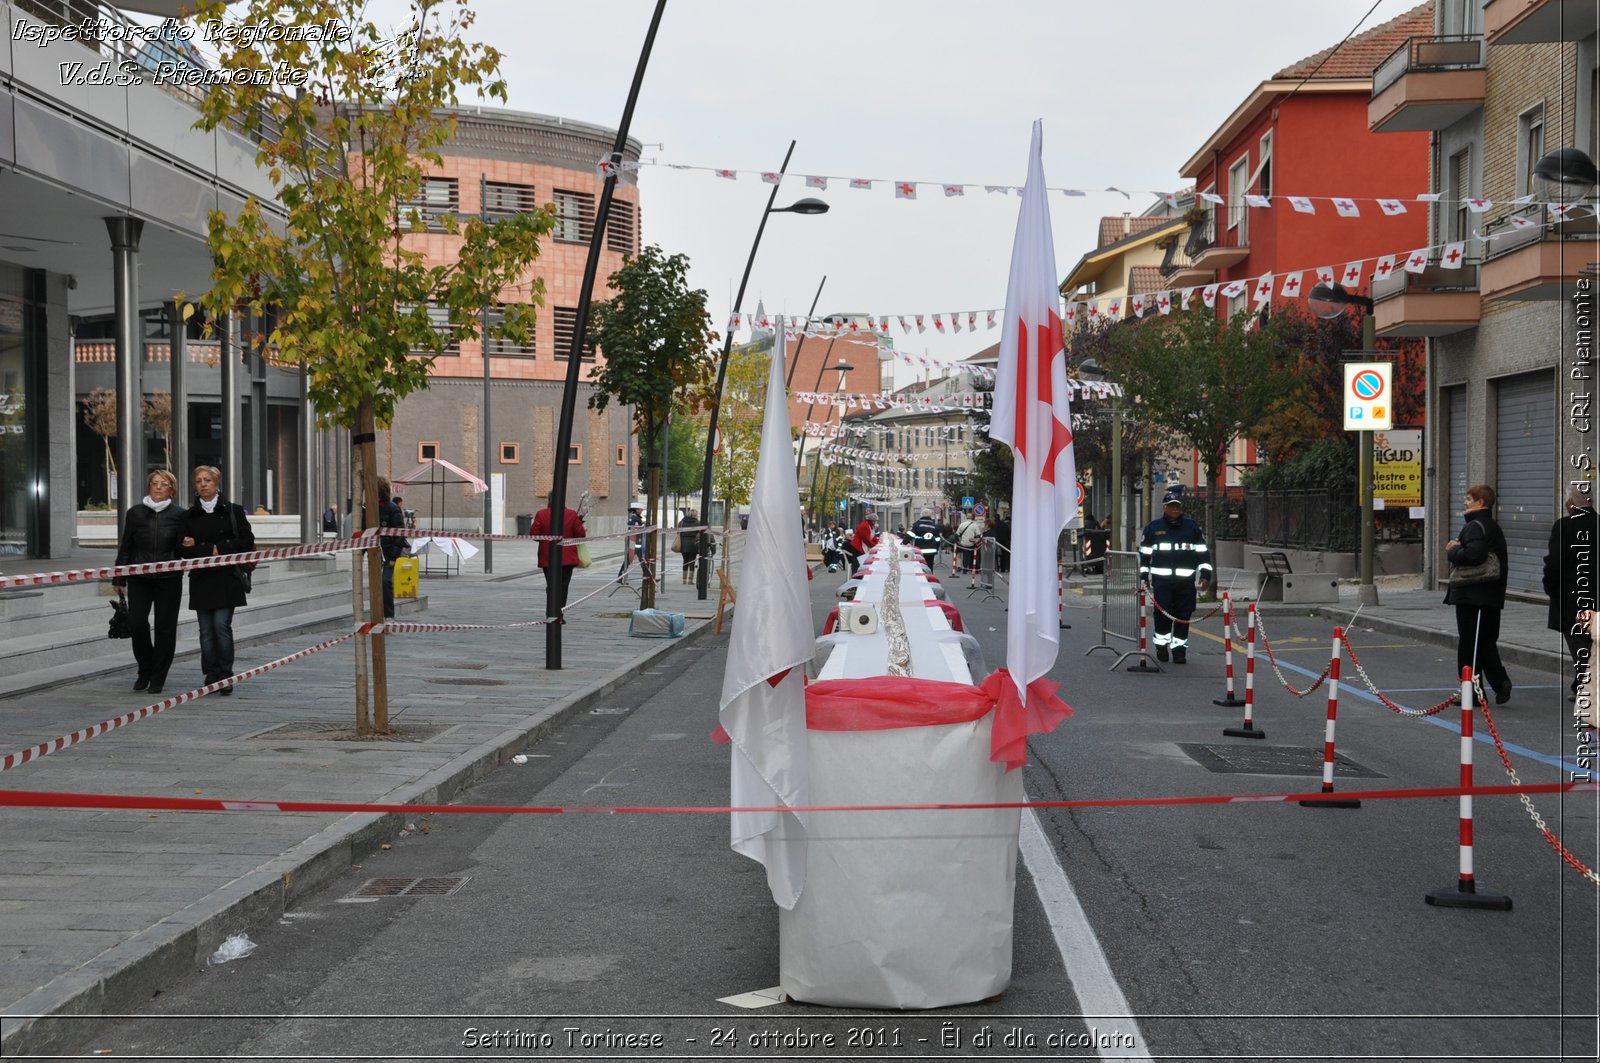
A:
[545,0,666,668]
[695,146,829,599]
[1310,282,1379,606]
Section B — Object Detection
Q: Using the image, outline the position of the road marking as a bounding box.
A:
[1020,807,1153,1061]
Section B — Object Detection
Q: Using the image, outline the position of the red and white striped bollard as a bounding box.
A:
[1426,667,1512,909]
[1299,626,1358,805]
[1127,583,1160,672]
[1214,592,1245,707]
[1224,604,1265,738]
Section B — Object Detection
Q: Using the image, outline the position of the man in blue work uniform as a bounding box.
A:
[1138,485,1212,663]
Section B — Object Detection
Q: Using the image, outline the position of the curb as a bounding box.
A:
[1315,605,1566,677]
[0,613,725,1057]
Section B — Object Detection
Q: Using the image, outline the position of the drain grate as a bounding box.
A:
[347,876,469,899]
[1178,742,1385,778]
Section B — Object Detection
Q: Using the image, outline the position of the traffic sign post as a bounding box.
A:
[1343,363,1393,431]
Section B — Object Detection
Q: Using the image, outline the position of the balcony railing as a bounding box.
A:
[1373,34,1486,97]
[1183,216,1215,257]
[1482,203,1598,258]
[1372,260,1480,301]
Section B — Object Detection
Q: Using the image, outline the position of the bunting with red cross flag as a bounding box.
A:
[717,317,813,909]
[986,120,1076,769]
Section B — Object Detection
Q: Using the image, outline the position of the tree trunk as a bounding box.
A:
[355,396,389,733]
[104,440,116,506]
[351,553,369,735]
[641,416,662,611]
[1201,455,1221,602]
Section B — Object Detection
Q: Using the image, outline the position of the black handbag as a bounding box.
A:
[225,501,254,594]
[1449,552,1501,586]
[108,590,132,639]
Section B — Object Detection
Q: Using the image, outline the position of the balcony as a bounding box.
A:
[1479,205,1600,301]
[1159,233,1214,288]
[1371,261,1481,336]
[1486,0,1595,45]
[1369,36,1486,133]
[1188,208,1249,271]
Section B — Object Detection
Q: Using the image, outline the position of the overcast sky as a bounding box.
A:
[418,0,1427,384]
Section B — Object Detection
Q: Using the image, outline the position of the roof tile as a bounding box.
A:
[1273,1,1434,81]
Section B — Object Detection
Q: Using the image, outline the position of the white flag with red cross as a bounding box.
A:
[1378,199,1407,216]
[987,121,1078,753]
[1341,261,1364,286]
[1441,242,1466,268]
[1403,248,1430,274]
[1280,272,1304,299]
[895,181,917,200]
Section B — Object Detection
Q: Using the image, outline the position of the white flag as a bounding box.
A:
[1378,199,1407,216]
[1288,196,1316,214]
[1333,198,1360,217]
[1201,284,1219,308]
[986,121,1075,763]
[895,181,917,200]
[805,175,828,190]
[1315,266,1336,287]
[1402,248,1430,274]
[718,319,813,909]
[1341,261,1364,286]
[1441,241,1467,268]
[1279,272,1304,298]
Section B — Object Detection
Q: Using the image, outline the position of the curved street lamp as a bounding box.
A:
[695,146,831,599]
[1532,146,1598,204]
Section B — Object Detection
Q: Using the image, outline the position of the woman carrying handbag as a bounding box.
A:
[177,466,255,696]
[1444,483,1513,705]
[112,469,185,694]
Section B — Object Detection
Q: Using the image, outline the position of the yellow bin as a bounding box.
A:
[392,556,420,599]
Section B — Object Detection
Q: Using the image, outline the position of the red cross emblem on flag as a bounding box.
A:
[715,169,736,179]
[897,183,916,198]
[1408,254,1426,269]
[1282,275,1300,295]
[1087,304,1099,317]
[1108,301,1120,316]
[1342,264,1362,285]
[1159,296,1170,310]
[1376,260,1393,277]
[1445,247,1462,265]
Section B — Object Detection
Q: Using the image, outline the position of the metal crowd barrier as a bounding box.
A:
[1081,549,1141,658]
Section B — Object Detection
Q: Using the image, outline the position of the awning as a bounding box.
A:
[392,458,488,494]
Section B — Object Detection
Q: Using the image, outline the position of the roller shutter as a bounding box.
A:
[1494,372,1555,593]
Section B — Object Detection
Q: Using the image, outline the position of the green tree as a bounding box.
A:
[710,343,768,517]
[588,244,718,608]
[664,416,706,496]
[1105,308,1302,572]
[188,0,552,734]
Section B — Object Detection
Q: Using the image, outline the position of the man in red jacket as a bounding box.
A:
[845,512,878,576]
[531,492,587,594]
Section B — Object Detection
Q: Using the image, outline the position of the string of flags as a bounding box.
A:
[794,389,995,413]
[818,442,987,462]
[802,420,987,441]
[600,155,1594,220]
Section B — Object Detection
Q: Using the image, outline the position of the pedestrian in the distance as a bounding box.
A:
[377,477,409,619]
[177,466,254,695]
[1544,487,1596,702]
[533,492,587,595]
[620,502,645,575]
[909,507,941,569]
[1445,483,1513,704]
[990,511,1011,575]
[676,510,703,584]
[1138,486,1212,663]
[955,510,984,588]
[845,512,878,576]
[113,469,185,695]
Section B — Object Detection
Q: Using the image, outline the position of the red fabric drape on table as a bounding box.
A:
[803,670,1071,771]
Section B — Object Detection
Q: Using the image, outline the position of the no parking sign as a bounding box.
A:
[1343,362,1393,431]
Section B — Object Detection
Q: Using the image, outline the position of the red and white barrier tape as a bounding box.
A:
[359,618,554,635]
[0,632,355,772]
[0,538,366,589]
[1,780,1595,816]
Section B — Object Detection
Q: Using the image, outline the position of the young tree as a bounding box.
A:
[188,0,553,734]
[142,390,172,471]
[587,245,718,608]
[710,343,768,522]
[83,388,118,505]
[1105,307,1302,569]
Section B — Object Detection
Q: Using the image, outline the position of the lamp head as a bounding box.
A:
[774,197,830,216]
[1533,147,1598,204]
[1308,282,1354,321]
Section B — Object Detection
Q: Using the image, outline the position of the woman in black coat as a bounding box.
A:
[112,469,185,694]
[1444,483,1513,704]
[177,466,254,694]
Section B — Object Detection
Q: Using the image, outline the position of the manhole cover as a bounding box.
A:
[1177,743,1384,778]
[346,876,469,899]
[252,722,446,743]
[424,677,507,686]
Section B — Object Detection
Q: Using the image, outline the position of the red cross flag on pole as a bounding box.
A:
[986,120,1076,770]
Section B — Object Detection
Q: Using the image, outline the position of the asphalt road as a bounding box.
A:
[78,564,1598,1061]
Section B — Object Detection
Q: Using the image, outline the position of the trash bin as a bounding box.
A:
[392,556,419,599]
[515,513,534,536]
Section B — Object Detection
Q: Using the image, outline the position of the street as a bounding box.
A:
[73,560,1598,1061]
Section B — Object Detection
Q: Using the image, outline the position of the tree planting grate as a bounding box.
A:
[1178,743,1385,779]
[347,876,469,899]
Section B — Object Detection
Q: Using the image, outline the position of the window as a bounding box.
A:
[615,444,626,465]
[399,302,458,353]
[1257,131,1273,199]
[400,176,458,232]
[1516,104,1545,198]
[1447,147,1471,242]
[419,441,439,461]
[567,444,583,464]
[552,307,597,362]
[552,188,595,243]
[482,181,536,218]
[484,303,535,358]
[607,198,637,255]
[1226,154,1249,242]
[499,442,520,464]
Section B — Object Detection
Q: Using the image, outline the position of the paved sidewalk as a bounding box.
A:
[0,539,731,1056]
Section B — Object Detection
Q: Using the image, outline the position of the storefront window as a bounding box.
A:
[0,295,30,554]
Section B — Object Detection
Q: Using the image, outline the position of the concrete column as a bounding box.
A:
[167,300,188,487]
[218,310,239,495]
[299,364,315,542]
[105,217,143,521]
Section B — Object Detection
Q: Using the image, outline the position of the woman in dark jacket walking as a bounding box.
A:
[177,466,254,695]
[1444,483,1513,704]
[113,469,185,694]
